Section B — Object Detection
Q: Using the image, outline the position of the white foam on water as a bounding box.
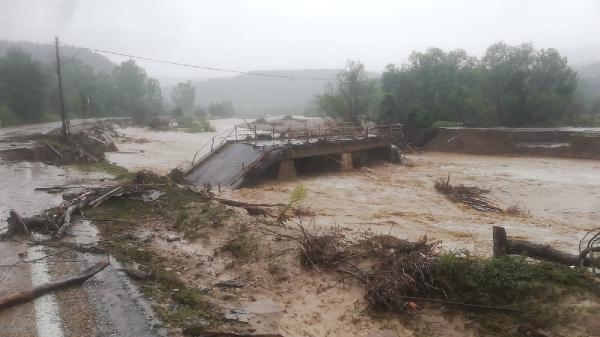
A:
[29,246,64,337]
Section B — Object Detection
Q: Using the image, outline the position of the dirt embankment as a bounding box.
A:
[423,128,600,159]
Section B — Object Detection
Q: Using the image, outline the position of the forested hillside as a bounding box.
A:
[0,46,162,126]
[0,40,115,73]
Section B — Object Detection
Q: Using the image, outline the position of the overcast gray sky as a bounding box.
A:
[1,0,599,78]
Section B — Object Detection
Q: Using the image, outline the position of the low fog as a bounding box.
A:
[1,0,599,78]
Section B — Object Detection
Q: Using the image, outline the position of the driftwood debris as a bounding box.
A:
[56,200,86,237]
[214,197,285,208]
[6,210,50,235]
[43,141,64,158]
[192,331,283,337]
[493,226,596,266]
[0,259,109,311]
[6,183,163,238]
[89,187,122,208]
[6,210,29,235]
[29,240,106,254]
[214,197,285,216]
[434,175,502,212]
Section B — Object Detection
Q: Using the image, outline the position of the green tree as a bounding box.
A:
[91,71,117,116]
[316,60,378,123]
[481,42,577,126]
[379,48,483,128]
[0,103,18,126]
[0,48,49,122]
[60,59,100,118]
[112,60,163,121]
[208,100,235,118]
[171,80,195,115]
[379,43,578,128]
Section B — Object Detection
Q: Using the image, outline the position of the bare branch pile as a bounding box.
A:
[297,224,599,315]
[4,178,171,237]
[579,228,600,270]
[434,175,502,212]
[298,225,441,312]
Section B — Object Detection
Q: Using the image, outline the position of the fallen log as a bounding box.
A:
[0,259,109,311]
[89,187,122,208]
[214,197,285,216]
[56,200,86,237]
[213,197,285,208]
[43,141,64,158]
[28,240,106,254]
[6,210,29,235]
[189,331,283,337]
[493,226,591,266]
[6,211,51,235]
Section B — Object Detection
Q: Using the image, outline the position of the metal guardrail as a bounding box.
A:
[190,123,403,168]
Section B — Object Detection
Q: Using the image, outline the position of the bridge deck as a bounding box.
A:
[184,123,402,189]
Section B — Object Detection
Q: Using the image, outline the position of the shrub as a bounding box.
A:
[0,104,19,126]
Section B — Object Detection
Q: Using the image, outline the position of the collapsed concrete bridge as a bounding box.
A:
[184,123,403,190]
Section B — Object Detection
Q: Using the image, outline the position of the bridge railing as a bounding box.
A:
[189,122,403,168]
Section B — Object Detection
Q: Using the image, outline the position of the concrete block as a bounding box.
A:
[278,160,297,179]
[340,152,353,171]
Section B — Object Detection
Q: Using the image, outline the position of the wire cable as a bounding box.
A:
[61,43,337,81]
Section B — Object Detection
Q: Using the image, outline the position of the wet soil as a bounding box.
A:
[426,127,600,159]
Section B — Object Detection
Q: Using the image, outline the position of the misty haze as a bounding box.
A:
[0,1,599,337]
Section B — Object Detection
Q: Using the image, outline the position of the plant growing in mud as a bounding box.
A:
[277,184,308,222]
[174,202,233,239]
[222,232,259,260]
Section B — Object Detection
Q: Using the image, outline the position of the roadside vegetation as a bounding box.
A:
[0,46,235,128]
[68,161,130,179]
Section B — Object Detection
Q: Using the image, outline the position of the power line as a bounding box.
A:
[62,42,337,82]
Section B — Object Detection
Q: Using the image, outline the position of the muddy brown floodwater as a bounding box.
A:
[108,124,600,334]
[212,153,600,337]
[3,118,600,337]
[107,118,249,173]
[225,153,600,254]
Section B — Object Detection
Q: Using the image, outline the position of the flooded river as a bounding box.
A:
[107,118,249,173]
[1,119,600,336]
[224,153,600,254]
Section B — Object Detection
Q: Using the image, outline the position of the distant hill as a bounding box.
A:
[561,45,600,68]
[163,69,382,116]
[0,40,116,73]
[576,62,600,79]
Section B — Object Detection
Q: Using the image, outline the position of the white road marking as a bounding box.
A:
[29,246,65,337]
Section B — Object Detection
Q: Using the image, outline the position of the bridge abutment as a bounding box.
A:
[340,152,353,171]
[278,159,297,180]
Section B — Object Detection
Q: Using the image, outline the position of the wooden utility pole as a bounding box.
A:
[55,36,69,138]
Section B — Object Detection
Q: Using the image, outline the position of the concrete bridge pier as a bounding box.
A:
[340,152,353,171]
[278,159,297,180]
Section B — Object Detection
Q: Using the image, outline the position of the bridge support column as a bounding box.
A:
[278,160,297,180]
[340,152,353,171]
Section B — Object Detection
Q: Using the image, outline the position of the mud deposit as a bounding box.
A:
[426,127,600,159]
